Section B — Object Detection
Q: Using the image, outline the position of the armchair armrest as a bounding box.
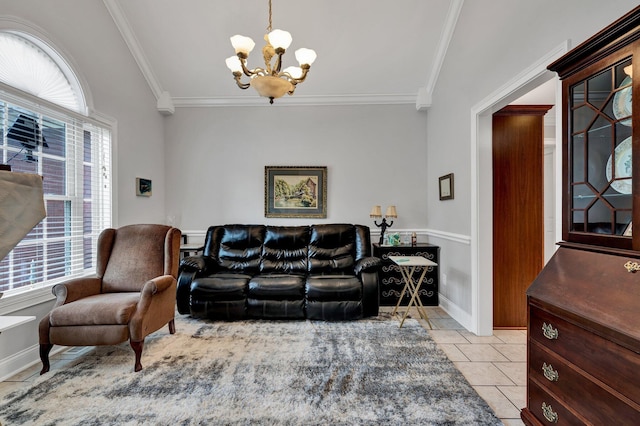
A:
[130,275,177,342]
[138,275,176,311]
[51,276,102,307]
[354,256,381,276]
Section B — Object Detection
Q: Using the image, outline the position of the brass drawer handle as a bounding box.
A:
[542,402,559,423]
[542,362,559,382]
[624,261,640,273]
[542,322,559,340]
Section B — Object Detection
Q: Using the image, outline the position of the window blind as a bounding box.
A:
[0,95,112,295]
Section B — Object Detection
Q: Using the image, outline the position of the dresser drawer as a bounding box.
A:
[530,305,640,405]
[527,379,585,425]
[529,340,640,423]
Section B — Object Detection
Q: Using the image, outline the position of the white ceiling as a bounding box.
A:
[104,0,461,109]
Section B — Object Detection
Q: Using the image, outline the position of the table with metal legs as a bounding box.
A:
[388,255,438,329]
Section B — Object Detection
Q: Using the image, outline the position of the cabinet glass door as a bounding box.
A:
[569,57,633,240]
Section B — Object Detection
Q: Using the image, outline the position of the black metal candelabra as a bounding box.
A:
[374,217,393,245]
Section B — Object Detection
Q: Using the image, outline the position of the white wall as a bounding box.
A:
[164,104,429,231]
[426,0,638,332]
[0,0,164,379]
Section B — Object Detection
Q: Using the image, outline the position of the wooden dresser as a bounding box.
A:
[522,6,640,425]
[522,246,640,425]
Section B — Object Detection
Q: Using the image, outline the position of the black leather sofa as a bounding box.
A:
[176,223,380,321]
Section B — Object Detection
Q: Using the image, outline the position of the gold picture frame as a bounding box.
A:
[265,166,327,218]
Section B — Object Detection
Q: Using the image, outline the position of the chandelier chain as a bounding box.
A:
[267,0,273,33]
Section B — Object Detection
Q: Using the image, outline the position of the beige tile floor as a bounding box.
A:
[385,306,526,426]
[2,307,526,425]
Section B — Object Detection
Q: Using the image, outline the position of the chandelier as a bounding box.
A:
[225,0,317,104]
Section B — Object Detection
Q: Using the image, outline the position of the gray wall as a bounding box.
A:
[164,104,428,230]
[426,0,637,324]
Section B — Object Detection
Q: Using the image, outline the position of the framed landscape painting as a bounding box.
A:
[265,166,327,218]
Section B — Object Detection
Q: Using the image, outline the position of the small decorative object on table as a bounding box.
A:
[387,233,400,246]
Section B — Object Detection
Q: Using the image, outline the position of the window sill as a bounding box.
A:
[0,285,55,315]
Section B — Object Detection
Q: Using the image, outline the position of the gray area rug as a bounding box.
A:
[0,315,501,425]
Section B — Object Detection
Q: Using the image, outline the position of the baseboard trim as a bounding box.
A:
[0,343,66,382]
[438,295,473,333]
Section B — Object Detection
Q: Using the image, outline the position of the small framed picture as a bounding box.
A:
[136,177,152,197]
[439,173,454,201]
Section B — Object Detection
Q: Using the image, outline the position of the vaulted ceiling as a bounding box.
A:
[103,0,462,110]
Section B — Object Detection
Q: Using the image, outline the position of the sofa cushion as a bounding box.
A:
[218,225,265,273]
[306,300,363,321]
[308,224,355,273]
[248,274,305,299]
[305,275,362,301]
[191,273,251,300]
[261,226,309,273]
[247,299,305,319]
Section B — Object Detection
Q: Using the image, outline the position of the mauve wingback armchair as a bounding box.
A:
[39,224,181,373]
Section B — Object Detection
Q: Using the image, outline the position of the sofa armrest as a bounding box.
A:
[179,255,209,273]
[354,256,381,275]
[177,255,217,315]
[176,269,195,315]
[361,270,379,317]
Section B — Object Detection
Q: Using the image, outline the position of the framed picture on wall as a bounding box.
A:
[265,166,327,218]
[136,177,152,197]
[439,173,454,200]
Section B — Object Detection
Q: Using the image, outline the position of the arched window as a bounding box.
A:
[0,31,112,296]
[0,32,83,113]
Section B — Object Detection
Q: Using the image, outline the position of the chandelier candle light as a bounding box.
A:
[370,205,397,245]
[225,0,317,104]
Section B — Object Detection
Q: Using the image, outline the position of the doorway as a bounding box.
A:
[470,41,567,336]
[492,105,552,328]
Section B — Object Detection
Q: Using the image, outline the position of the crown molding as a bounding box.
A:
[103,0,174,115]
[417,0,464,111]
[172,93,418,108]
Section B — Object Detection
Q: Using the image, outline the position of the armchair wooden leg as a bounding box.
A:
[130,340,144,372]
[168,319,175,334]
[39,343,53,375]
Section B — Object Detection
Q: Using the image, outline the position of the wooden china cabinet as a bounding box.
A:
[521,6,640,425]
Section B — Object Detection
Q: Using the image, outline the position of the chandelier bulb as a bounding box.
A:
[267,29,292,50]
[295,48,317,66]
[225,56,243,73]
[230,35,255,55]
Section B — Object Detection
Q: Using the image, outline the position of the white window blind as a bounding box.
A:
[0,32,81,113]
[0,33,112,296]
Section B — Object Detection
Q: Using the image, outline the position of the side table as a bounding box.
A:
[373,243,439,306]
[388,256,437,329]
[180,243,204,259]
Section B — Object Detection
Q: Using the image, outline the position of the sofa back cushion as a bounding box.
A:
[261,226,309,274]
[354,224,372,261]
[217,225,265,273]
[308,224,355,273]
